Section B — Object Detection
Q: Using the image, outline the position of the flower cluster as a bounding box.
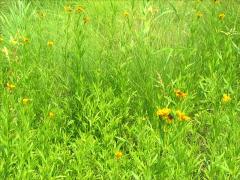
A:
[156,108,190,124]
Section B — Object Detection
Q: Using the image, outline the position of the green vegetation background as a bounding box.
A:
[0,0,240,179]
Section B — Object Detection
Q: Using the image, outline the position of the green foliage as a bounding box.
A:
[0,0,240,179]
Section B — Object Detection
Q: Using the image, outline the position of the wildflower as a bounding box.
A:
[48,112,55,119]
[76,5,84,13]
[115,151,123,159]
[83,16,90,24]
[175,89,187,98]
[10,37,18,45]
[123,11,129,17]
[156,108,171,118]
[176,111,190,121]
[22,98,30,105]
[0,36,3,43]
[222,94,231,103]
[166,114,174,124]
[47,40,54,47]
[2,47,9,57]
[6,83,16,91]
[22,37,29,44]
[196,11,203,18]
[64,5,72,13]
[37,11,46,18]
[218,13,225,20]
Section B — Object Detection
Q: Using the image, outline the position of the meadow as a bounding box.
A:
[0,0,240,179]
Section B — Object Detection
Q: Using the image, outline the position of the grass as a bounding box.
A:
[0,0,240,179]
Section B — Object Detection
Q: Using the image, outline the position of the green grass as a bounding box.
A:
[0,0,240,179]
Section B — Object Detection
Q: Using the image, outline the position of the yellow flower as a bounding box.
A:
[37,11,46,18]
[222,94,231,103]
[219,13,225,20]
[6,83,16,91]
[10,37,18,45]
[0,36,3,43]
[196,11,203,18]
[47,40,54,47]
[156,108,171,118]
[214,0,220,4]
[76,5,84,13]
[166,114,174,124]
[115,151,123,159]
[22,37,29,44]
[123,11,129,17]
[48,112,55,119]
[83,16,90,24]
[2,47,9,57]
[175,89,187,98]
[176,111,190,121]
[22,98,30,105]
[64,5,72,13]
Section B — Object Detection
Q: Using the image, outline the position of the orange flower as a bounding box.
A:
[174,89,187,98]
[166,114,174,124]
[176,111,190,121]
[76,5,84,13]
[156,108,171,118]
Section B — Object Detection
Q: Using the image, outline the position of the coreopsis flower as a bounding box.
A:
[222,94,231,103]
[176,111,190,121]
[6,83,16,91]
[196,11,203,18]
[22,98,30,105]
[47,40,54,47]
[10,37,18,45]
[22,37,29,44]
[0,36,3,43]
[48,112,55,119]
[115,151,123,159]
[219,13,225,20]
[156,108,171,118]
[64,5,72,13]
[123,11,129,17]
[175,89,187,98]
[76,5,84,13]
[37,11,46,18]
[165,114,174,124]
[83,16,90,24]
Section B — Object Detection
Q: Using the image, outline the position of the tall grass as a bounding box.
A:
[0,0,240,179]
